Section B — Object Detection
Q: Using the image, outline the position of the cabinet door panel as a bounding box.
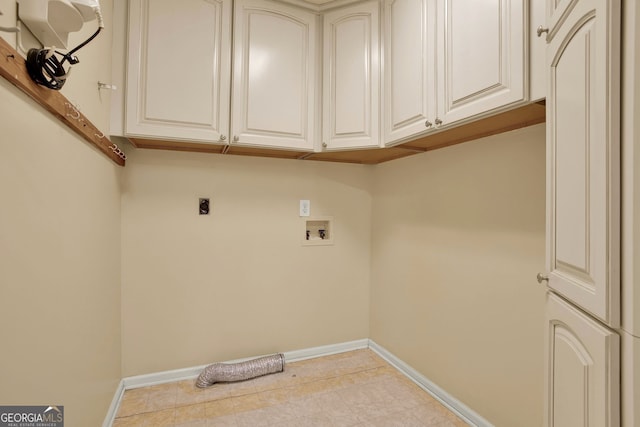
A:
[323,1,380,150]
[546,0,578,39]
[451,2,500,100]
[530,0,547,101]
[334,19,366,134]
[383,0,436,145]
[232,0,317,150]
[437,0,525,125]
[544,293,619,427]
[126,0,231,142]
[546,0,620,326]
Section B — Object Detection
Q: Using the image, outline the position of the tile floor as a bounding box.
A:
[113,349,468,426]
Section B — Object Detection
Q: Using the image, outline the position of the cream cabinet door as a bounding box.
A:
[436,0,526,126]
[231,0,317,151]
[323,1,380,150]
[126,0,231,143]
[545,0,621,326]
[529,0,546,101]
[544,293,619,427]
[546,0,581,37]
[382,0,436,145]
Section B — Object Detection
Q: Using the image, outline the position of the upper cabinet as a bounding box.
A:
[124,0,316,150]
[118,0,536,154]
[322,1,380,150]
[231,0,318,150]
[125,0,232,143]
[384,0,527,146]
[529,0,546,101]
[382,0,436,144]
[436,0,526,125]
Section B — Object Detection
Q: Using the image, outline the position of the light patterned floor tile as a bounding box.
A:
[144,382,178,412]
[206,414,237,427]
[111,413,146,427]
[112,349,469,426]
[367,410,426,427]
[138,408,175,426]
[174,403,207,423]
[175,421,207,427]
[116,393,148,418]
[204,398,237,418]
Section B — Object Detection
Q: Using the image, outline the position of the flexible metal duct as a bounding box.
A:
[196,353,285,388]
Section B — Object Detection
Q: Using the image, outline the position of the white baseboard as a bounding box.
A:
[122,338,370,390]
[284,338,369,362]
[102,379,125,427]
[368,340,493,427]
[123,363,206,390]
[103,338,490,427]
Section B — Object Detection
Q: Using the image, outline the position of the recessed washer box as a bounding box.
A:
[303,217,333,246]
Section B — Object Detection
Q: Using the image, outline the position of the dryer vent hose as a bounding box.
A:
[196,353,285,388]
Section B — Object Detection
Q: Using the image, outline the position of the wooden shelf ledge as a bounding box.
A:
[397,101,546,153]
[127,102,545,165]
[0,37,125,166]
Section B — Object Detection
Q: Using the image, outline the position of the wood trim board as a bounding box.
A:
[0,37,125,166]
[126,102,546,165]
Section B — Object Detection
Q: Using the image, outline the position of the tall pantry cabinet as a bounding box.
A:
[540,0,621,425]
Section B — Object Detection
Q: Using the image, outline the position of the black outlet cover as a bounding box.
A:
[199,198,210,215]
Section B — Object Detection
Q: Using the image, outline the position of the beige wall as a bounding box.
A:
[122,125,547,425]
[370,124,547,426]
[0,83,121,427]
[0,3,121,426]
[0,41,546,425]
[120,149,372,376]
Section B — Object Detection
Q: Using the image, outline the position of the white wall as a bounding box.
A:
[120,149,373,376]
[370,124,547,426]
